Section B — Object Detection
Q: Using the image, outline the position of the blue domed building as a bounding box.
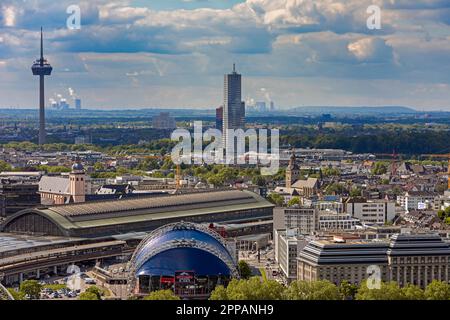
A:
[128,222,239,298]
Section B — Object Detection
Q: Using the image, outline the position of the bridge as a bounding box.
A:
[0,240,131,285]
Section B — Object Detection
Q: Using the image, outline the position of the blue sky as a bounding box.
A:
[0,0,449,110]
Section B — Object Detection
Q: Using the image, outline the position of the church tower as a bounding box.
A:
[286,150,300,188]
[69,159,86,203]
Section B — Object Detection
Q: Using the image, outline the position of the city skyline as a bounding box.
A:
[0,0,449,110]
[2,0,450,305]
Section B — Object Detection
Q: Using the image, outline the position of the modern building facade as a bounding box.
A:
[297,233,450,288]
[0,182,40,218]
[216,106,223,130]
[223,64,245,149]
[280,207,317,235]
[277,206,359,235]
[345,197,396,225]
[274,230,309,282]
[317,211,359,231]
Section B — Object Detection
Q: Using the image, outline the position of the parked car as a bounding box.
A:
[84,278,96,284]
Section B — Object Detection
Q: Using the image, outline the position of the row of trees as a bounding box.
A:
[208,278,450,300]
[78,286,106,300]
[280,127,450,155]
[7,280,42,300]
[141,278,450,301]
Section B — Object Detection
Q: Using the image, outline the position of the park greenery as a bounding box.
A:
[208,278,450,300]
[437,207,450,225]
[6,280,43,300]
[79,292,100,300]
[8,278,450,300]
[144,289,180,300]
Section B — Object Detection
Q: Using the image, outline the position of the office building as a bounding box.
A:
[152,112,176,130]
[317,211,359,231]
[279,207,317,235]
[216,106,223,131]
[297,233,450,288]
[274,230,309,282]
[0,181,40,218]
[223,64,245,149]
[75,99,81,110]
[345,197,396,224]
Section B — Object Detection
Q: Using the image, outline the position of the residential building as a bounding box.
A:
[397,191,438,212]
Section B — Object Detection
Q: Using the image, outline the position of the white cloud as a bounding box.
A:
[2,5,18,27]
[0,0,449,109]
[348,37,393,62]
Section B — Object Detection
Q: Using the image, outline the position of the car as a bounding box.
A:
[84,278,96,284]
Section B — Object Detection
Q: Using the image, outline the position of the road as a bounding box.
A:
[239,244,287,285]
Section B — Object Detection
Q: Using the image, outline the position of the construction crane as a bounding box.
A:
[421,154,450,191]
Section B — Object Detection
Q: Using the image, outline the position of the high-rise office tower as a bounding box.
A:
[216,106,223,130]
[75,99,82,110]
[223,64,245,150]
[31,28,52,145]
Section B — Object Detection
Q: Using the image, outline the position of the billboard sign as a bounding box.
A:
[175,271,195,285]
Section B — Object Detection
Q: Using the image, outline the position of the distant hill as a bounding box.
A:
[288,106,418,115]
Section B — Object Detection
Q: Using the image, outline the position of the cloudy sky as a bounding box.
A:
[0,0,449,110]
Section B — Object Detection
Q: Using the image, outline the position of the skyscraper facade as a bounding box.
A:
[223,64,245,150]
[216,106,223,130]
[75,99,82,110]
